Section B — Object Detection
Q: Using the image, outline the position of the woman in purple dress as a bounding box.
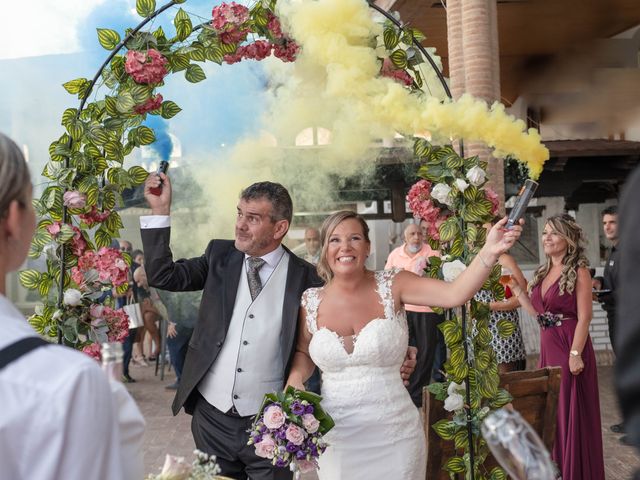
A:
[511,214,604,480]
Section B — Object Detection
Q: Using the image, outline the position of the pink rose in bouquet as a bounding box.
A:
[254,434,277,459]
[301,413,320,434]
[263,404,286,429]
[285,424,306,446]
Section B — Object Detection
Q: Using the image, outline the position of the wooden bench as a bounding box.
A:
[422,367,562,479]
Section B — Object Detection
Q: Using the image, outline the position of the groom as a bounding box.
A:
[140,174,416,479]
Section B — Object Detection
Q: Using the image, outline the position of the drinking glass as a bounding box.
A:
[481,408,556,480]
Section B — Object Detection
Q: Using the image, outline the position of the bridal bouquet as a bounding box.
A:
[248,387,334,475]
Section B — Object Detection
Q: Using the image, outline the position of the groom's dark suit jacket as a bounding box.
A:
[141,227,322,416]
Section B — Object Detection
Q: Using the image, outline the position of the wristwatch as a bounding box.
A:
[570,350,580,357]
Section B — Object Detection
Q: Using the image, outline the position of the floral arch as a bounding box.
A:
[18,0,549,478]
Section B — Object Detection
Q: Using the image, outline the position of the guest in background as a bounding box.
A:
[302,227,321,265]
[0,132,125,479]
[157,290,199,390]
[513,214,604,480]
[592,206,624,437]
[115,240,143,382]
[592,206,618,351]
[133,262,162,361]
[385,222,442,407]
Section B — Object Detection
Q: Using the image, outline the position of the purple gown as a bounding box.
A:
[531,277,605,480]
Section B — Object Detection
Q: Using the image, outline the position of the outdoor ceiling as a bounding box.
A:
[391,0,640,102]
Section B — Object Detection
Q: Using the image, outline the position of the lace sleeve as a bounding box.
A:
[377,268,403,320]
[301,288,320,335]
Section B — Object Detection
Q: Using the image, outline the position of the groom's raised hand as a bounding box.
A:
[400,346,417,386]
[144,172,172,215]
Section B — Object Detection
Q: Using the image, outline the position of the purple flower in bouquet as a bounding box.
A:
[304,404,315,415]
[295,450,307,460]
[275,427,287,440]
[291,400,305,415]
[286,442,300,453]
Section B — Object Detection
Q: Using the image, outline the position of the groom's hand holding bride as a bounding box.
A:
[401,346,417,386]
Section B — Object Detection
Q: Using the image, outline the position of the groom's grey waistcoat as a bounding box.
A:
[140,228,322,416]
[198,253,289,416]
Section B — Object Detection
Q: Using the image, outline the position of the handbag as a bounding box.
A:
[123,296,144,329]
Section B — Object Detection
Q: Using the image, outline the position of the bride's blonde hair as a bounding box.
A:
[317,210,370,283]
[529,214,589,295]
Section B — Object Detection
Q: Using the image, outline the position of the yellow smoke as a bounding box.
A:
[188,0,548,243]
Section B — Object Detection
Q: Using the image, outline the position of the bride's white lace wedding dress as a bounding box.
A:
[301,269,426,479]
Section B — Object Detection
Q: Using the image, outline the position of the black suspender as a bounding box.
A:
[0,337,50,370]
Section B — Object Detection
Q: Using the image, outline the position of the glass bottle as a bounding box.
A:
[101,342,124,382]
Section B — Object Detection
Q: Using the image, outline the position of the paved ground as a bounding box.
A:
[128,362,639,479]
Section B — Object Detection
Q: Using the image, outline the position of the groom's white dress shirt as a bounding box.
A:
[0,294,125,480]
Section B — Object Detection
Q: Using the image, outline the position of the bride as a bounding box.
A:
[286,210,522,479]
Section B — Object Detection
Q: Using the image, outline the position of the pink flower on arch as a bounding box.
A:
[79,206,110,227]
[63,190,87,209]
[485,187,500,216]
[82,342,102,361]
[380,58,413,87]
[211,2,250,45]
[134,94,163,115]
[125,49,169,85]
[273,40,299,63]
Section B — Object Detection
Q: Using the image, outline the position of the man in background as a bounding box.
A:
[592,206,623,436]
[386,222,441,407]
[302,227,320,265]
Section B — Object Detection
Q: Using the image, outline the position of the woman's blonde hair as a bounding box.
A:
[316,210,370,283]
[529,214,589,295]
[0,132,31,220]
